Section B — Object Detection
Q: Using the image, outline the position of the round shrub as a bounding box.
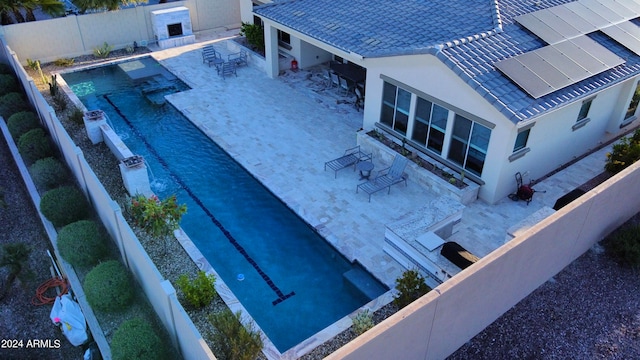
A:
[0,92,30,119]
[18,128,53,165]
[7,111,39,139]
[29,157,68,190]
[0,74,18,96]
[0,63,13,75]
[57,220,107,267]
[84,260,134,312]
[111,318,165,360]
[40,186,89,227]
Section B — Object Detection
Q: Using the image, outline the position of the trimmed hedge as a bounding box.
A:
[7,111,39,140]
[18,128,53,165]
[0,92,30,118]
[57,220,107,267]
[29,157,68,190]
[111,318,165,360]
[40,186,89,227]
[0,74,18,96]
[84,260,134,312]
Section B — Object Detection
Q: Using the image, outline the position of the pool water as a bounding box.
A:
[62,57,387,352]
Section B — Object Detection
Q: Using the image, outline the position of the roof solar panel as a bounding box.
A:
[495,58,554,98]
[533,9,583,41]
[516,13,566,44]
[495,35,624,98]
[564,1,613,29]
[597,0,639,18]
[601,21,640,55]
[582,0,627,22]
[614,0,640,14]
[551,5,598,34]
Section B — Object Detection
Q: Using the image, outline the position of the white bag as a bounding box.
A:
[50,294,88,346]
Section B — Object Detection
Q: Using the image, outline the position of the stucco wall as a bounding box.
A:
[0,0,239,64]
[328,160,640,360]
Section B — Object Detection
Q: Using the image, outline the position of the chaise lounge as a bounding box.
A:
[324,145,372,178]
[357,154,408,202]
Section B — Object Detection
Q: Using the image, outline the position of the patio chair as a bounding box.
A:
[202,45,221,65]
[220,61,237,79]
[357,155,408,201]
[228,50,248,67]
[324,145,372,178]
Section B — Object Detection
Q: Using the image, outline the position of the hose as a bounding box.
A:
[32,277,69,306]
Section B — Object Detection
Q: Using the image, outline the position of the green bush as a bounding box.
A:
[53,58,74,67]
[0,92,30,118]
[111,317,165,360]
[68,107,85,125]
[57,220,107,267]
[208,310,263,360]
[239,22,265,53]
[605,225,640,269]
[7,111,39,139]
[393,269,431,309]
[93,42,113,58]
[40,186,89,227]
[176,271,216,309]
[17,128,53,165]
[605,129,640,174]
[0,63,13,75]
[29,157,69,190]
[0,74,18,96]
[84,260,134,312]
[352,309,374,335]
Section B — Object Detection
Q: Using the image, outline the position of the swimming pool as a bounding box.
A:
[62,57,387,352]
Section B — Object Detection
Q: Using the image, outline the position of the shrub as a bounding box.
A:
[208,310,263,360]
[17,128,53,165]
[605,129,640,174]
[40,186,89,227]
[93,42,113,58]
[29,157,69,190]
[68,107,85,125]
[0,63,13,74]
[393,269,431,309]
[352,309,374,335]
[0,74,18,96]
[84,260,134,312]
[111,317,165,360]
[7,111,39,139]
[0,92,30,118]
[57,220,107,267]
[176,271,216,309]
[605,225,640,269]
[53,58,74,67]
[239,22,265,53]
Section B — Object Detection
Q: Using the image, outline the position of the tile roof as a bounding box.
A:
[255,0,640,123]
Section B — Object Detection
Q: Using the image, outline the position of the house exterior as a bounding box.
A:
[249,0,640,204]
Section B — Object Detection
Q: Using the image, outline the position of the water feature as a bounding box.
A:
[61,57,387,352]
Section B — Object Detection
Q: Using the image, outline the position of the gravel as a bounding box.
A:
[5,52,639,359]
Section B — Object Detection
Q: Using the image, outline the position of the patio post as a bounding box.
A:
[263,22,280,78]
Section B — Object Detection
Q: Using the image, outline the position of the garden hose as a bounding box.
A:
[32,277,68,305]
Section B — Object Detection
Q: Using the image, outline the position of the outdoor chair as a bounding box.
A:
[220,61,237,79]
[357,155,408,202]
[324,145,372,178]
[354,85,364,112]
[203,45,223,69]
[228,50,248,67]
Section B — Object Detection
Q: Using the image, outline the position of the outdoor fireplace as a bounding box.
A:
[150,7,195,49]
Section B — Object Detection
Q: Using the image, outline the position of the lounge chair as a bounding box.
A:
[357,155,408,201]
[324,145,372,178]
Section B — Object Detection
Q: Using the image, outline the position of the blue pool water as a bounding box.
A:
[62,57,387,352]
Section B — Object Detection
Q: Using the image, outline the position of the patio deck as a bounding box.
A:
[151,31,611,289]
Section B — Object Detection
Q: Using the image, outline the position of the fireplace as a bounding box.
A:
[167,23,183,37]
[150,7,195,49]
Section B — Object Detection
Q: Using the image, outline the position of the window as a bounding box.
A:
[625,82,640,120]
[448,115,491,176]
[513,129,530,152]
[577,98,592,122]
[277,30,291,45]
[380,82,410,135]
[412,97,449,154]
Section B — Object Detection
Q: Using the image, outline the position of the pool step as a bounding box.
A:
[343,267,387,300]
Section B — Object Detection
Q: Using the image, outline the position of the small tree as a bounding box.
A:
[208,310,263,360]
[176,271,216,309]
[393,269,431,309]
[0,243,32,301]
[130,194,187,252]
[239,22,265,53]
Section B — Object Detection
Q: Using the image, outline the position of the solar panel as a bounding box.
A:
[495,36,625,98]
[582,0,627,22]
[516,12,567,44]
[615,0,640,14]
[551,5,597,35]
[563,1,613,29]
[601,21,640,55]
[598,0,640,18]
